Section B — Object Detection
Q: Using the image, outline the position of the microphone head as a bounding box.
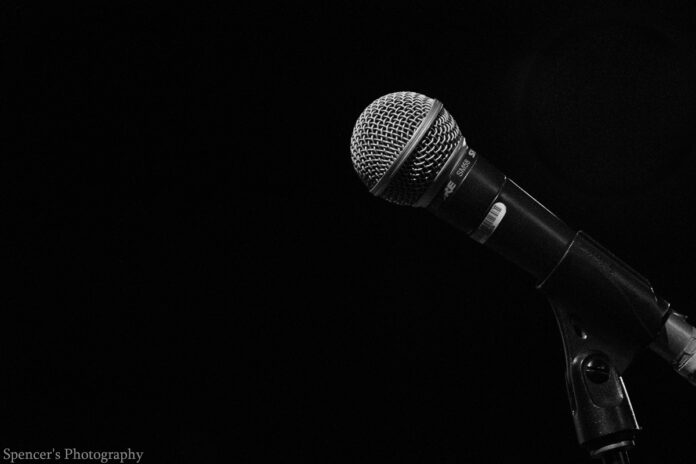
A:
[350,91,463,206]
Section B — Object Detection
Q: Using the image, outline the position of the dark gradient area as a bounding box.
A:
[4,2,696,463]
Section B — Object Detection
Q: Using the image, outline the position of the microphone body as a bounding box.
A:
[426,139,696,383]
[424,139,668,363]
[419,138,696,449]
[425,141,574,281]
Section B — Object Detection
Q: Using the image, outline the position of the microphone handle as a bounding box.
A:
[426,143,696,384]
[427,142,575,282]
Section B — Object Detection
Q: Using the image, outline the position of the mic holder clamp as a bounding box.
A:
[537,232,671,461]
[650,311,696,386]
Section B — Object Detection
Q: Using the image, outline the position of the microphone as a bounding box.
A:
[350,91,696,386]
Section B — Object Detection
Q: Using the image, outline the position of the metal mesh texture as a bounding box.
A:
[350,92,463,206]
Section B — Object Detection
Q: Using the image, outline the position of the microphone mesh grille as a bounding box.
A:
[350,92,462,206]
[350,92,434,190]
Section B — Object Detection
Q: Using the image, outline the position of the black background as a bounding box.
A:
[5,2,696,463]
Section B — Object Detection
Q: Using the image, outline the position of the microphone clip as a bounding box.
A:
[538,231,671,460]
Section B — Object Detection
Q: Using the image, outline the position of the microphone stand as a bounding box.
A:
[545,294,639,463]
[537,232,672,462]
